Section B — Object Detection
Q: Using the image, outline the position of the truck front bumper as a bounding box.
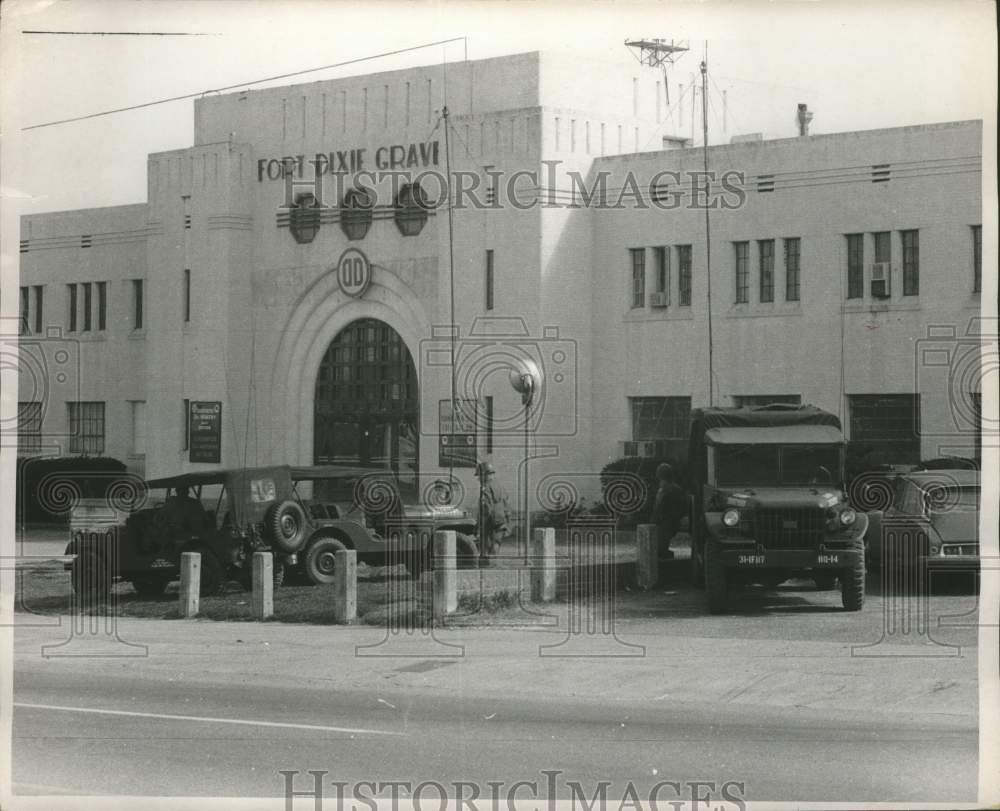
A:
[717,547,863,569]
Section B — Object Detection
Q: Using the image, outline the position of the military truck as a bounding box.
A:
[687,405,869,613]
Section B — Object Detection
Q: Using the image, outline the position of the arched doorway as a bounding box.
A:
[314,318,419,486]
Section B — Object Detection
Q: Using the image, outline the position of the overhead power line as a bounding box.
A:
[23,36,468,131]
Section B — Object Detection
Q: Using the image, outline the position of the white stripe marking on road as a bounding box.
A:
[14,701,406,736]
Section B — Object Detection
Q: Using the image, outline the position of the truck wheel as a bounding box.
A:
[813,573,837,591]
[705,543,729,614]
[265,500,309,554]
[841,562,865,611]
[194,548,227,596]
[304,536,348,585]
[71,549,112,606]
[456,533,478,569]
[131,577,169,599]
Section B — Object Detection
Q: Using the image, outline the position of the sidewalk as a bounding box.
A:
[11,609,977,723]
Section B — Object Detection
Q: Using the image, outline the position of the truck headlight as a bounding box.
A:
[839,508,857,526]
[722,508,741,527]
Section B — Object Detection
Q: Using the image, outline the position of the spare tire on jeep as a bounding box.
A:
[265,500,308,553]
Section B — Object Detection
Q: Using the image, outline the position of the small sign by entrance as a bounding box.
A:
[438,399,477,468]
[337,247,372,298]
[189,401,222,464]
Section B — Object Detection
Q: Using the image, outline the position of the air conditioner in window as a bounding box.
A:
[649,291,669,308]
[870,262,892,298]
[620,441,639,458]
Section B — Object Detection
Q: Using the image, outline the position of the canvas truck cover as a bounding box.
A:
[688,406,843,485]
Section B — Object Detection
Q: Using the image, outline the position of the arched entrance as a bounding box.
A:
[313,318,419,486]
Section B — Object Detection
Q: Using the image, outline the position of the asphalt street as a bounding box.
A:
[9,572,982,805]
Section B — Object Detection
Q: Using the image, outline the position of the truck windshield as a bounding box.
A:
[716,444,842,486]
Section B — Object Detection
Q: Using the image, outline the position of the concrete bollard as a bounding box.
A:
[530,527,557,603]
[636,523,659,591]
[333,549,357,624]
[252,551,274,620]
[432,530,457,620]
[179,551,201,618]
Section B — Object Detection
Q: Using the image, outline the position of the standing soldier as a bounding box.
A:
[653,463,687,561]
[475,461,510,565]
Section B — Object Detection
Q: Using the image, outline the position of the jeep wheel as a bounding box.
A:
[265,500,309,554]
[194,548,227,596]
[456,533,479,569]
[841,562,865,611]
[813,573,837,591]
[131,577,169,600]
[71,549,112,607]
[705,543,729,614]
[304,536,348,585]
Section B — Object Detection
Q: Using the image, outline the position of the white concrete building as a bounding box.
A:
[16,51,985,509]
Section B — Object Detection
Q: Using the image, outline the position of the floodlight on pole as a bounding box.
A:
[508,358,541,563]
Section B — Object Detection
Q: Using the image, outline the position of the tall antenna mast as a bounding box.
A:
[625,38,689,130]
[701,42,715,407]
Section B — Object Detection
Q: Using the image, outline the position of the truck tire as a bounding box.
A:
[456,533,479,569]
[705,542,729,614]
[194,547,227,596]
[131,577,169,599]
[304,536,348,585]
[265,500,309,554]
[71,548,112,607]
[841,561,865,611]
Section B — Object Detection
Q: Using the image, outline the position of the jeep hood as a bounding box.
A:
[722,487,843,510]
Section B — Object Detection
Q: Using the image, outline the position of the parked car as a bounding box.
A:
[865,469,980,573]
[65,465,411,600]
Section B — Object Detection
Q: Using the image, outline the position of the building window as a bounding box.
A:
[629,248,645,309]
[972,225,982,293]
[82,283,92,331]
[732,394,801,408]
[653,246,669,297]
[340,186,374,240]
[483,395,494,454]
[848,394,921,465]
[132,279,144,329]
[758,239,775,302]
[485,250,494,311]
[630,396,691,441]
[33,286,43,333]
[17,401,42,455]
[846,233,864,299]
[68,401,105,455]
[128,400,146,457]
[182,398,190,450]
[289,192,320,244]
[19,287,29,335]
[784,238,801,302]
[873,231,891,265]
[677,245,692,306]
[734,241,749,304]
[183,269,191,322]
[901,229,919,296]
[97,282,107,330]
[393,183,429,236]
[67,284,78,332]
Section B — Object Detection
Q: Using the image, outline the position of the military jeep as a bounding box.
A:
[688,405,869,613]
[65,465,415,600]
